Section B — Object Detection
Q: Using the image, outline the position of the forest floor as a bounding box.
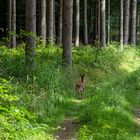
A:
[134,90,140,135]
[1,45,140,139]
[135,107,140,135]
[55,118,80,140]
[54,99,83,140]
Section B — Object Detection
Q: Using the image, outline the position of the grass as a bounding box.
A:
[0,43,140,139]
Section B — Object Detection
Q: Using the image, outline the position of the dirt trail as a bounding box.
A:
[55,118,80,140]
[54,99,82,140]
[135,108,140,125]
[135,108,140,134]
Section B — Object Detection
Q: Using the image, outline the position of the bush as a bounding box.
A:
[0,78,52,140]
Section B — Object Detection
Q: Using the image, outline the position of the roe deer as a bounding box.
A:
[76,74,85,99]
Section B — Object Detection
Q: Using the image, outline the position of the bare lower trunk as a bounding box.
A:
[8,0,16,48]
[100,0,106,47]
[25,0,36,70]
[37,0,46,41]
[53,0,56,40]
[107,0,110,44]
[83,0,88,45]
[137,14,140,37]
[57,0,63,45]
[40,0,46,41]
[8,0,12,47]
[62,0,73,66]
[123,0,130,45]
[75,0,80,47]
[120,0,124,50]
[130,0,137,45]
[47,0,54,44]
[97,0,100,43]
[93,0,97,44]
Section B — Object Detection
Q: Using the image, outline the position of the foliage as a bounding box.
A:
[1,43,140,139]
[0,78,53,140]
[77,44,140,140]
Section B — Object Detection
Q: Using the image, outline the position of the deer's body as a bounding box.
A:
[76,74,85,99]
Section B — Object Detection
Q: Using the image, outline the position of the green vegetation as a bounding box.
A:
[1,43,140,139]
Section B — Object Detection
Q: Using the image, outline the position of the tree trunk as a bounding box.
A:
[47,0,54,44]
[53,0,56,41]
[25,0,36,70]
[83,0,88,45]
[40,0,46,41]
[137,14,140,37]
[123,0,130,45]
[120,0,124,50]
[100,0,106,47]
[62,0,73,66]
[93,0,97,44]
[8,0,12,47]
[8,0,16,48]
[36,0,46,41]
[97,0,100,43]
[36,0,41,36]
[130,0,137,45]
[75,0,80,47]
[57,0,63,45]
[107,0,110,44]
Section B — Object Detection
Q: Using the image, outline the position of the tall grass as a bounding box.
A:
[0,43,140,139]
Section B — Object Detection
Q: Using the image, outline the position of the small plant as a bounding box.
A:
[0,78,52,140]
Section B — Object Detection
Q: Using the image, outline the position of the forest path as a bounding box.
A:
[55,99,83,140]
[135,108,140,135]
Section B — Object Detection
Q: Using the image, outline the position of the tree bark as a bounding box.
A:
[123,0,130,45]
[130,0,137,45]
[62,0,73,66]
[97,0,100,43]
[107,0,110,44]
[137,14,140,37]
[8,0,16,48]
[36,0,41,36]
[25,0,36,70]
[8,0,12,47]
[53,0,56,41]
[57,0,63,45]
[100,0,106,47]
[75,0,80,47]
[40,0,46,41]
[120,0,124,50]
[36,0,46,41]
[83,0,88,45]
[47,0,54,44]
[93,0,97,44]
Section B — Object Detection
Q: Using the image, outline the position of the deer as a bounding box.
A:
[75,73,85,99]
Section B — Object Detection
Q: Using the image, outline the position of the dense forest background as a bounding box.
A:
[0,0,140,140]
[0,0,139,46]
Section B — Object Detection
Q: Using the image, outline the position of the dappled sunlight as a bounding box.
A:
[119,62,140,73]
[0,0,139,138]
[1,45,140,139]
[118,53,140,73]
[71,98,83,103]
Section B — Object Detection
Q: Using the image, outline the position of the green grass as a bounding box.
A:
[0,43,140,139]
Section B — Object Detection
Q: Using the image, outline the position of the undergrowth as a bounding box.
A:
[0,42,140,139]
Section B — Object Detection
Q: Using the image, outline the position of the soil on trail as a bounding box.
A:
[55,99,82,140]
[55,118,80,140]
[135,108,140,134]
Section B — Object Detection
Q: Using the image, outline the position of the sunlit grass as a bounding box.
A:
[1,43,140,139]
